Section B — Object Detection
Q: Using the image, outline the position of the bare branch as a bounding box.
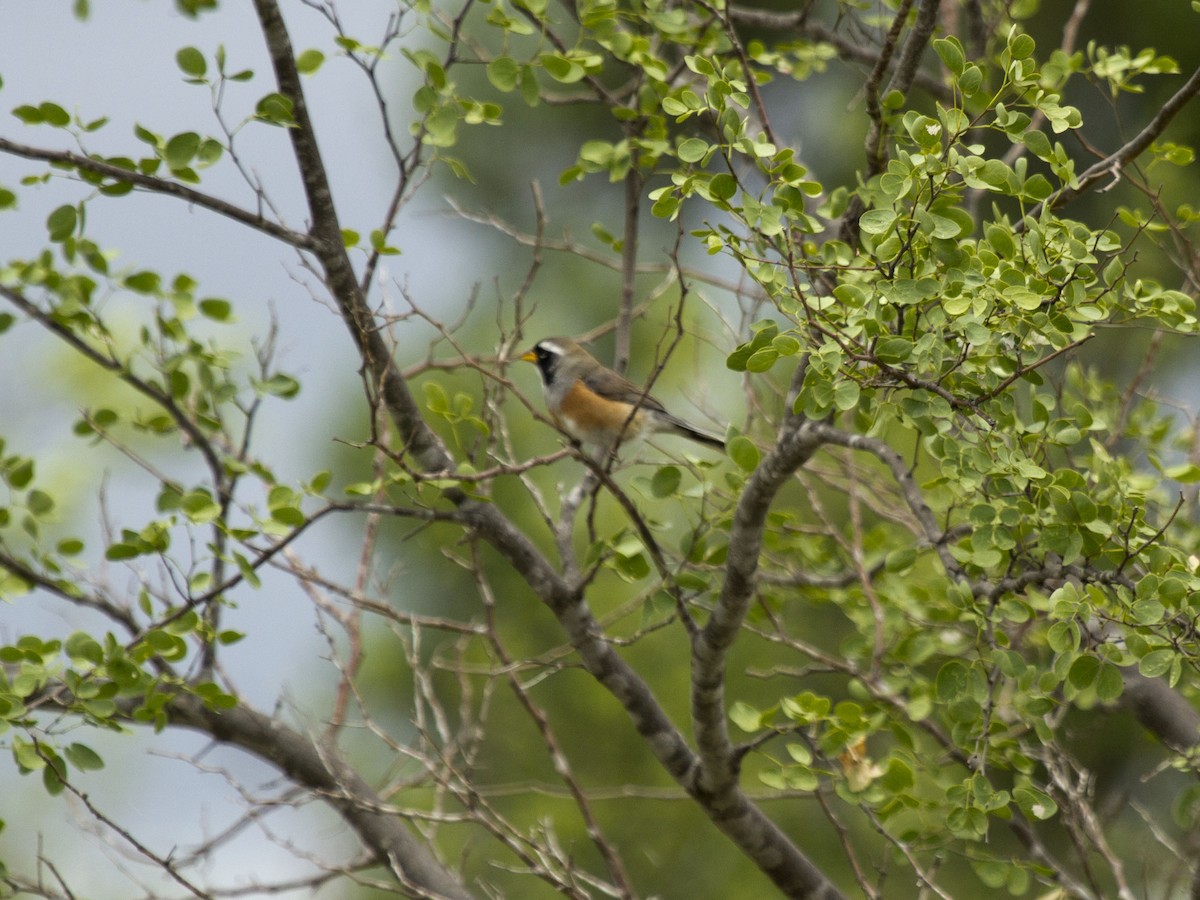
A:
[252,0,453,475]
[1032,61,1200,218]
[863,0,916,179]
[885,0,941,100]
[0,136,314,250]
[35,743,210,899]
[165,692,475,900]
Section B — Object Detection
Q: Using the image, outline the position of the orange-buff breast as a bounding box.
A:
[558,380,642,439]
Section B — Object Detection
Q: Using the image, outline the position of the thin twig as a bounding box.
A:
[0,136,314,249]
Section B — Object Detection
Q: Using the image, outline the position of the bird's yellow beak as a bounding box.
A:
[520,350,537,363]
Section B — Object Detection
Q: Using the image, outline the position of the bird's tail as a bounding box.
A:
[666,417,726,451]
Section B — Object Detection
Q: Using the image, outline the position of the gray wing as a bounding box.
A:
[581,367,670,413]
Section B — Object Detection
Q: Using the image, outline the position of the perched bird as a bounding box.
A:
[521,336,725,451]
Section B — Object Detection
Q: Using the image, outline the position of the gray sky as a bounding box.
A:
[0,3,478,894]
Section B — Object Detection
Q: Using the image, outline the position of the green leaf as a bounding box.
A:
[1139,648,1174,678]
[487,57,520,92]
[1003,285,1043,311]
[0,693,26,720]
[881,757,915,792]
[233,552,262,589]
[65,632,103,664]
[1009,33,1036,60]
[677,137,710,163]
[7,457,34,489]
[708,173,737,201]
[933,36,965,74]
[650,188,680,220]
[64,742,104,771]
[1022,129,1053,159]
[180,489,221,524]
[199,298,233,321]
[13,738,45,772]
[255,92,295,126]
[957,64,983,95]
[662,96,690,117]
[746,347,778,372]
[1163,463,1200,483]
[540,52,586,84]
[164,609,200,636]
[164,131,201,169]
[772,334,802,356]
[936,660,968,701]
[193,681,238,710]
[270,504,305,527]
[519,65,540,106]
[40,102,70,127]
[369,228,400,254]
[259,373,300,398]
[46,204,77,242]
[296,49,325,75]
[884,547,917,572]
[134,122,162,148]
[57,538,84,556]
[1022,174,1054,200]
[1047,620,1079,653]
[1014,786,1057,820]
[1067,654,1099,690]
[786,743,812,766]
[729,701,764,732]
[12,104,45,124]
[727,435,759,472]
[1131,599,1165,624]
[26,490,53,516]
[650,465,682,498]
[124,270,161,293]
[1095,663,1124,702]
[859,209,897,235]
[832,380,860,411]
[176,46,207,78]
[874,336,911,364]
[43,762,67,796]
[105,542,141,561]
[80,697,116,719]
[142,629,187,660]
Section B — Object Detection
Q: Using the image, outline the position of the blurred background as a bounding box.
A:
[2,0,1200,896]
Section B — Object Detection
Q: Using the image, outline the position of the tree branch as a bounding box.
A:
[1033,61,1200,218]
[164,693,475,900]
[0,136,315,250]
[687,419,844,899]
[252,0,452,475]
[0,283,228,498]
[862,0,915,179]
[725,7,948,97]
[885,0,941,100]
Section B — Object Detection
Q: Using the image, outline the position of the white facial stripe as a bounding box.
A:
[540,340,565,356]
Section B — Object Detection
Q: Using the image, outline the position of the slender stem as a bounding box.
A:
[0,136,314,249]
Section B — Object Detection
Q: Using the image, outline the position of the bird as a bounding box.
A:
[521,336,725,452]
